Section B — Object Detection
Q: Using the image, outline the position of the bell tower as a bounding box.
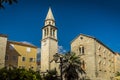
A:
[41,7,58,72]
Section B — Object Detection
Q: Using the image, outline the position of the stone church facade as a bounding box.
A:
[71,34,115,80]
[40,8,119,80]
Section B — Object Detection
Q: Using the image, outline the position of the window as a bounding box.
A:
[53,30,55,37]
[98,45,101,50]
[47,28,49,35]
[29,66,34,70]
[50,28,52,36]
[29,58,35,62]
[80,37,83,40]
[26,47,31,52]
[22,57,26,61]
[49,21,51,25]
[5,55,8,60]
[99,61,101,71]
[81,61,85,70]
[44,29,47,36]
[79,46,84,55]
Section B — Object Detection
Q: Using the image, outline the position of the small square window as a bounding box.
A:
[26,47,31,52]
[22,57,26,61]
[29,58,35,62]
[80,37,83,40]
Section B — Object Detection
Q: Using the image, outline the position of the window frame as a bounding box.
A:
[79,46,85,55]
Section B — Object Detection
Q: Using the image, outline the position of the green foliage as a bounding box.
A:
[116,72,120,76]
[0,67,42,80]
[52,52,86,80]
[62,52,85,80]
[0,0,18,9]
[43,69,59,80]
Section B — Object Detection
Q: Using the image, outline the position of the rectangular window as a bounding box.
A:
[5,55,8,60]
[79,46,84,55]
[22,57,26,61]
[29,58,35,62]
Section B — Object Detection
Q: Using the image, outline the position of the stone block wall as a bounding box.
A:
[0,34,7,68]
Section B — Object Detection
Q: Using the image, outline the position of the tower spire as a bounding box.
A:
[41,7,58,73]
[45,7,55,20]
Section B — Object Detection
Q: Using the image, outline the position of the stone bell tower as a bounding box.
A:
[41,7,58,73]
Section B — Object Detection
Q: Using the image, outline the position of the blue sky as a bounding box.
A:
[0,0,120,52]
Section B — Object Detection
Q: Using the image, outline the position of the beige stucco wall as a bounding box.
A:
[5,42,37,71]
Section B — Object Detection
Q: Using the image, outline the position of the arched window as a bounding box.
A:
[49,21,51,25]
[53,29,55,37]
[99,61,102,71]
[47,28,49,36]
[81,60,86,70]
[79,46,84,55]
[50,28,52,36]
[44,29,46,36]
[82,61,85,70]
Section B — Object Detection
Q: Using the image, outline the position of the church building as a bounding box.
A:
[40,7,119,80]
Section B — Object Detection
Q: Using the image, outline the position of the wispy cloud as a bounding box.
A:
[58,45,66,54]
[21,41,34,46]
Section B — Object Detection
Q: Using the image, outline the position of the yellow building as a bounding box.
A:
[5,41,37,71]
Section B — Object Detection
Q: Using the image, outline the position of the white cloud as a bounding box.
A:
[21,41,34,46]
[37,48,41,53]
[58,45,66,54]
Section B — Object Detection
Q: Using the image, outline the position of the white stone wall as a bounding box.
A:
[71,35,97,80]
[41,38,58,72]
[115,53,120,73]
[0,35,7,68]
[95,41,115,80]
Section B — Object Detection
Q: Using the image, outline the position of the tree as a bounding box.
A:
[52,52,85,80]
[62,52,85,80]
[43,69,59,80]
[0,0,17,9]
[115,72,120,80]
[0,67,42,80]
